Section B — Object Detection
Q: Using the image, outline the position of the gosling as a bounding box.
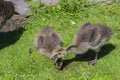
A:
[34,26,63,59]
[34,26,63,69]
[51,22,114,66]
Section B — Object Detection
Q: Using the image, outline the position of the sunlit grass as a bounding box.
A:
[0,0,120,80]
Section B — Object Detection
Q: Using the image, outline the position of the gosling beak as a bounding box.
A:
[51,55,57,60]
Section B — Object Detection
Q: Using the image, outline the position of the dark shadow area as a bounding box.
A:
[62,44,115,69]
[0,27,25,50]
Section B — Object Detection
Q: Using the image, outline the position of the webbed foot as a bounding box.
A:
[88,59,97,66]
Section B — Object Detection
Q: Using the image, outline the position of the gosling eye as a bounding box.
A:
[58,53,61,54]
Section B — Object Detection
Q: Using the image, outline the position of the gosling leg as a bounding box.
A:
[88,53,98,66]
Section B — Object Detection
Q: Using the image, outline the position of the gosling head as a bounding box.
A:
[51,48,67,60]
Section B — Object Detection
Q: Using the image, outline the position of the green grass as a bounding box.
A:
[0,0,120,80]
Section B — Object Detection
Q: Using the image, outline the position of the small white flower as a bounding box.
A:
[70,21,76,25]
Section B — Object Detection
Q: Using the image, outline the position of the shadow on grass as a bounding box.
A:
[62,44,115,69]
[0,27,25,50]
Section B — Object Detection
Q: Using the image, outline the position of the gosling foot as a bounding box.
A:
[88,60,97,66]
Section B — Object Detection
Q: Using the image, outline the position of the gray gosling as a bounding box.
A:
[34,26,63,69]
[51,22,114,66]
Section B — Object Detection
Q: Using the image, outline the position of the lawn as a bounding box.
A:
[0,0,120,80]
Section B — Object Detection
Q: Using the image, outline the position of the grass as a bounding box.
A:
[0,0,120,80]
